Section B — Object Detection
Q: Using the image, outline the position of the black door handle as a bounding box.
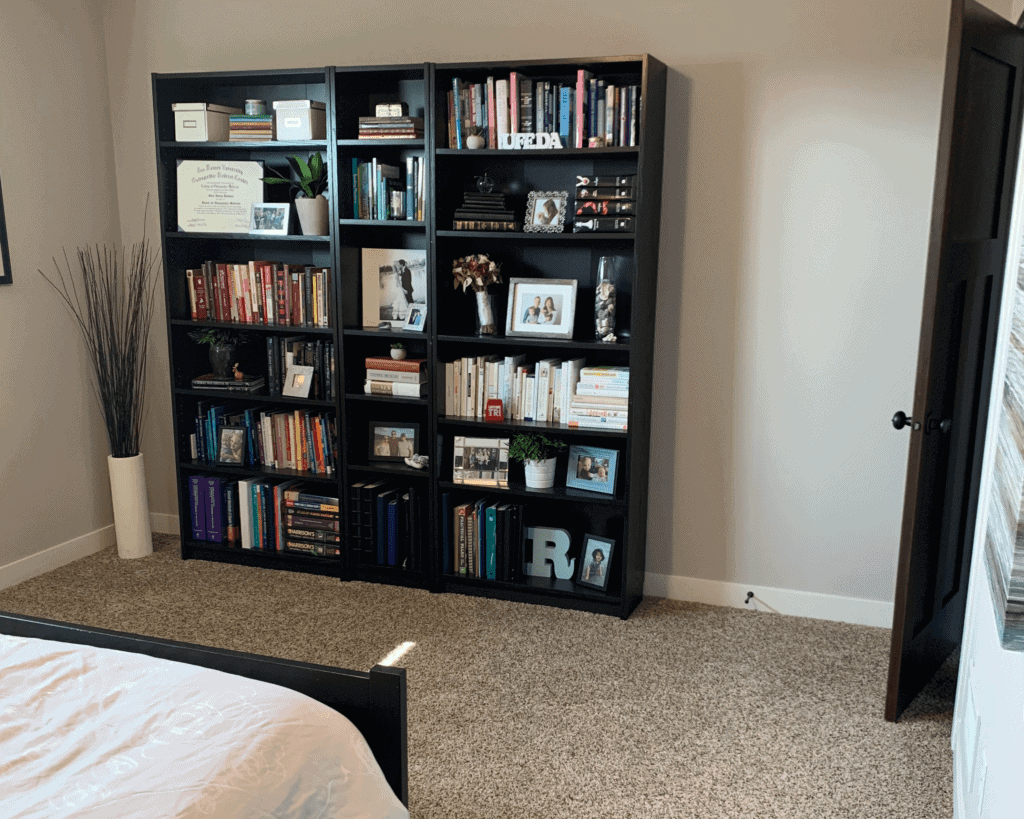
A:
[927,417,952,434]
[892,411,920,431]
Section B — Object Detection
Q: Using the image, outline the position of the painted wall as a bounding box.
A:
[94,0,996,612]
[0,0,123,570]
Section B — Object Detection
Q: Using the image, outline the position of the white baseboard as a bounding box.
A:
[645,571,894,628]
[150,512,179,535]
[0,525,116,592]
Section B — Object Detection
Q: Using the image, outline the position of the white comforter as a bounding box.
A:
[0,635,408,819]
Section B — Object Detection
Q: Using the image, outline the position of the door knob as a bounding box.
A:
[892,411,920,431]
[927,417,952,434]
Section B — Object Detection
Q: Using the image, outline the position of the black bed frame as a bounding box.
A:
[0,611,408,806]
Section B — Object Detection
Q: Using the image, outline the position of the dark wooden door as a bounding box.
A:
[886,0,1024,721]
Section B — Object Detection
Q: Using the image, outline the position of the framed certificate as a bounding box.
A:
[176,160,264,233]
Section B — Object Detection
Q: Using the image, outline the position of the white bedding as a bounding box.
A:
[0,635,408,819]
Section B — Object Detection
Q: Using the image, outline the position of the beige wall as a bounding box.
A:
[0,0,122,564]
[6,0,1002,603]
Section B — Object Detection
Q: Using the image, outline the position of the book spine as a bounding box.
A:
[189,476,206,540]
[364,381,426,397]
[452,78,463,148]
[192,271,209,320]
[223,481,239,543]
[486,75,497,148]
[205,477,223,542]
[365,368,427,383]
[363,357,426,372]
[486,505,497,581]
[285,498,340,513]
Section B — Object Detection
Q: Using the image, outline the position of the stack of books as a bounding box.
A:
[229,114,275,141]
[441,493,525,581]
[357,116,424,139]
[364,356,427,398]
[191,372,266,393]
[452,190,518,231]
[572,175,636,233]
[566,365,629,430]
[280,484,340,556]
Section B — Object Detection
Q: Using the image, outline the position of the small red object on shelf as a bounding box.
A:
[485,399,505,422]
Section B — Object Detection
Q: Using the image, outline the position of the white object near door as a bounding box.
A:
[107,453,153,559]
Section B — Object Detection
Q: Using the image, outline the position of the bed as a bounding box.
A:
[0,611,408,818]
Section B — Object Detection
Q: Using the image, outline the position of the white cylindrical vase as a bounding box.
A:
[108,453,153,559]
[524,457,557,489]
[295,195,329,235]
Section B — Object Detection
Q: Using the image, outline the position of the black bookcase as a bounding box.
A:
[151,55,666,618]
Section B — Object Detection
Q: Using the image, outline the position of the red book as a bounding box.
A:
[262,264,276,326]
[276,266,290,326]
[575,69,592,148]
[191,271,209,320]
[290,270,303,326]
[364,356,426,372]
[486,76,497,148]
[510,71,523,133]
[215,262,230,322]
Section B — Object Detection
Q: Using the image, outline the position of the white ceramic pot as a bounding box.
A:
[391,348,407,360]
[466,134,485,149]
[107,453,153,559]
[524,457,557,489]
[294,194,329,235]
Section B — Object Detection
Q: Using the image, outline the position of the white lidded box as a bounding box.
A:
[172,102,243,142]
[273,100,327,140]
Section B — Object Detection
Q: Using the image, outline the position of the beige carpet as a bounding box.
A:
[0,534,954,818]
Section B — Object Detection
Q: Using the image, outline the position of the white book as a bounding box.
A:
[535,358,560,422]
[238,478,253,550]
[453,359,462,416]
[503,354,525,416]
[523,374,537,421]
[576,384,630,398]
[566,414,628,431]
[445,361,454,414]
[551,366,562,422]
[495,78,510,143]
[365,368,427,384]
[464,357,474,417]
[561,358,586,423]
[364,380,427,398]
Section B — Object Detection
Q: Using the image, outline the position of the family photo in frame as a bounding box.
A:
[217,426,247,465]
[575,535,615,591]
[452,436,509,487]
[565,445,618,495]
[250,202,290,235]
[369,423,419,462]
[361,248,428,330]
[505,277,577,340]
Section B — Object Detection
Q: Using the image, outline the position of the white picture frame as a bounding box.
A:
[403,301,427,332]
[282,364,314,398]
[505,277,577,340]
[176,159,264,233]
[452,436,509,487]
[249,202,290,235]
[361,248,428,330]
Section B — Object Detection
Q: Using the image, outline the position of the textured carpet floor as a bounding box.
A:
[0,534,954,818]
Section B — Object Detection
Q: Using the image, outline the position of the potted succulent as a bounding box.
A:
[390,342,407,360]
[188,327,254,378]
[262,152,329,235]
[508,432,566,489]
[465,125,486,150]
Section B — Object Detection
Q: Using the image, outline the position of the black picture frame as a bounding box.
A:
[369,423,420,462]
[575,535,615,591]
[216,425,247,466]
[0,173,12,285]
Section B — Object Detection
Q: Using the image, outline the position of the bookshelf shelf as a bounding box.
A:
[153,54,665,618]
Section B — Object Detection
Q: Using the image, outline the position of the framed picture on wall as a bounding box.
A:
[0,173,11,285]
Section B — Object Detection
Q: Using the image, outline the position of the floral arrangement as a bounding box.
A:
[452,254,502,293]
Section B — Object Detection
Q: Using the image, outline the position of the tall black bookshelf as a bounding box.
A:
[152,55,666,618]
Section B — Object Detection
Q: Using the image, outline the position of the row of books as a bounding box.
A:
[351,156,426,221]
[186,261,333,329]
[441,493,525,581]
[364,355,428,398]
[347,479,424,570]
[188,476,340,556]
[191,401,337,475]
[446,70,640,150]
[266,336,336,400]
[357,115,424,140]
[229,113,274,141]
[442,357,629,429]
[573,175,637,234]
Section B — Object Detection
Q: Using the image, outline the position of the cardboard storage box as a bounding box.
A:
[273,100,327,140]
[172,102,243,142]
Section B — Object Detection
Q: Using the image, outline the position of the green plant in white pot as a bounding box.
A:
[262,152,329,236]
[508,432,566,489]
[40,212,160,559]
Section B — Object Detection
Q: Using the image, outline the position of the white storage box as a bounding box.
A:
[172,102,243,142]
[273,100,327,140]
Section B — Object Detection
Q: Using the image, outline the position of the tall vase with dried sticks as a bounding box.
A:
[40,204,160,559]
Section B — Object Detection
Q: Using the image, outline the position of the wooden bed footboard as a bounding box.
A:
[0,611,408,806]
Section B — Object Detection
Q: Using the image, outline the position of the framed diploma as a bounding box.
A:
[176,160,265,233]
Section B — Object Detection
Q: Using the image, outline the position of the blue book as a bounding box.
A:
[474,498,488,576]
[189,476,206,540]
[205,477,223,542]
[441,492,452,575]
[452,77,464,148]
[485,503,498,580]
[386,498,399,566]
[559,86,572,145]
[376,487,398,565]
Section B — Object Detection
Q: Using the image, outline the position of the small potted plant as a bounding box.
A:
[262,152,329,235]
[465,125,486,150]
[188,328,253,378]
[390,342,407,360]
[508,432,566,489]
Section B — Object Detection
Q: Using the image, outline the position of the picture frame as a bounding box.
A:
[0,173,11,285]
[282,364,314,398]
[565,445,618,495]
[575,534,615,591]
[369,423,420,463]
[249,202,290,235]
[176,159,264,233]
[524,190,568,233]
[505,277,577,340]
[361,248,428,330]
[216,426,247,466]
[452,436,509,486]
[403,301,427,332]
